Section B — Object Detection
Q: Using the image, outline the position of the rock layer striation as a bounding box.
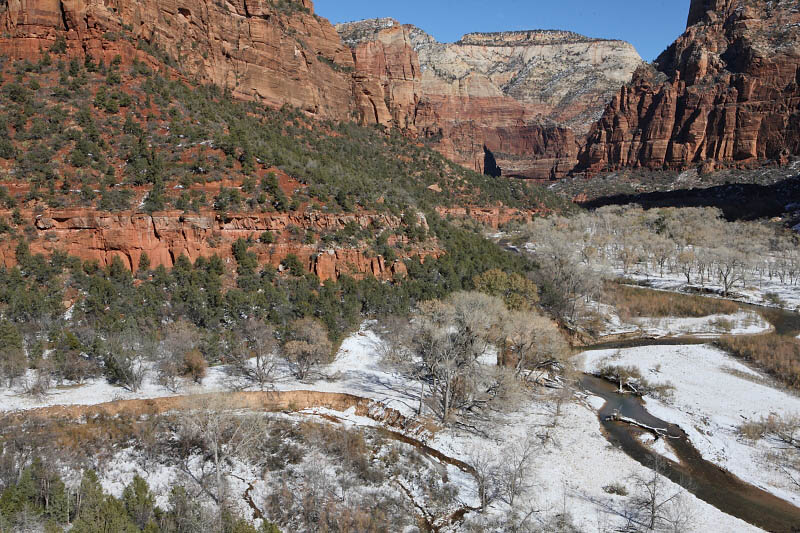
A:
[0,0,357,119]
[338,20,643,179]
[579,0,800,174]
[5,209,422,281]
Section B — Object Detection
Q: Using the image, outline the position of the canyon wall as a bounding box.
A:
[0,1,643,179]
[338,19,643,179]
[579,0,800,174]
[0,0,357,119]
[2,0,795,183]
[1,210,420,281]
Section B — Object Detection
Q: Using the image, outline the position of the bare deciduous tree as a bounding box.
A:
[408,292,507,422]
[497,309,568,379]
[227,319,279,390]
[157,320,201,392]
[19,365,51,398]
[284,318,332,381]
[103,328,151,392]
[627,456,695,532]
[174,396,266,529]
[497,435,538,508]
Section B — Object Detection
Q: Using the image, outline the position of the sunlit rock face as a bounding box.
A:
[0,0,358,120]
[338,19,643,179]
[579,0,800,175]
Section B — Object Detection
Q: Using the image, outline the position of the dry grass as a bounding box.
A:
[716,334,800,390]
[605,284,740,320]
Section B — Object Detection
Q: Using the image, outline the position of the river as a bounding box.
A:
[579,297,800,532]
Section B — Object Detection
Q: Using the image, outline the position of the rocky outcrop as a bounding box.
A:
[0,2,643,180]
[0,0,358,119]
[343,19,422,132]
[1,209,428,281]
[338,20,643,179]
[579,0,800,174]
[434,206,547,228]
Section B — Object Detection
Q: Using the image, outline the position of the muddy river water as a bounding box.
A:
[580,299,800,532]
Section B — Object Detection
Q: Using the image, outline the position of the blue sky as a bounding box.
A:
[315,0,690,62]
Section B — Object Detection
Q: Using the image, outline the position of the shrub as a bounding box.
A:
[182,348,207,383]
[0,138,15,159]
[0,320,26,386]
[284,318,332,380]
[473,268,539,311]
[597,363,674,399]
[765,292,787,307]
[602,482,628,496]
[716,334,800,390]
[281,254,305,277]
[50,36,67,54]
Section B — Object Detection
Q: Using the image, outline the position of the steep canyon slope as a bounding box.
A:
[338,19,643,179]
[0,0,576,278]
[0,0,357,117]
[1,0,794,185]
[0,1,644,180]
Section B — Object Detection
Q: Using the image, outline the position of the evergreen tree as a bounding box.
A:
[0,319,26,386]
[122,475,156,529]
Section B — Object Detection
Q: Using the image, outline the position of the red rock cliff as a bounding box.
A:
[579,0,800,174]
[2,209,427,282]
[0,0,357,119]
[338,20,643,180]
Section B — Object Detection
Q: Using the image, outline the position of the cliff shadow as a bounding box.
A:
[484,146,502,178]
[580,174,800,221]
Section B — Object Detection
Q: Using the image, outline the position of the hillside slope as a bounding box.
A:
[0,14,570,278]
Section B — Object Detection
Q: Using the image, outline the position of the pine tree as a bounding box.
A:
[0,319,26,386]
[122,475,156,529]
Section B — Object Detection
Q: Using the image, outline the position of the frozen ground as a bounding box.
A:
[429,394,759,532]
[580,344,800,508]
[516,238,800,312]
[1,323,770,531]
[615,267,800,312]
[589,300,770,339]
[0,324,419,416]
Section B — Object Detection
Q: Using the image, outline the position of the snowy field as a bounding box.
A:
[589,300,771,339]
[427,394,759,532]
[0,324,419,417]
[580,344,800,508]
[620,270,800,312]
[1,322,776,531]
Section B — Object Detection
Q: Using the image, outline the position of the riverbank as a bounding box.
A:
[580,343,800,510]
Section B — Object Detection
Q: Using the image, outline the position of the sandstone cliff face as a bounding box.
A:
[337,20,643,179]
[0,0,357,119]
[580,0,800,174]
[1,209,422,281]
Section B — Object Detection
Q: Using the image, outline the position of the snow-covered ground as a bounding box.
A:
[580,344,800,508]
[589,300,770,339]
[515,233,800,312]
[429,394,759,532]
[1,323,771,531]
[616,268,800,312]
[0,364,231,412]
[627,311,770,338]
[0,324,419,416]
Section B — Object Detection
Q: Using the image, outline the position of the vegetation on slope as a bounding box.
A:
[0,41,561,396]
[0,47,571,216]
